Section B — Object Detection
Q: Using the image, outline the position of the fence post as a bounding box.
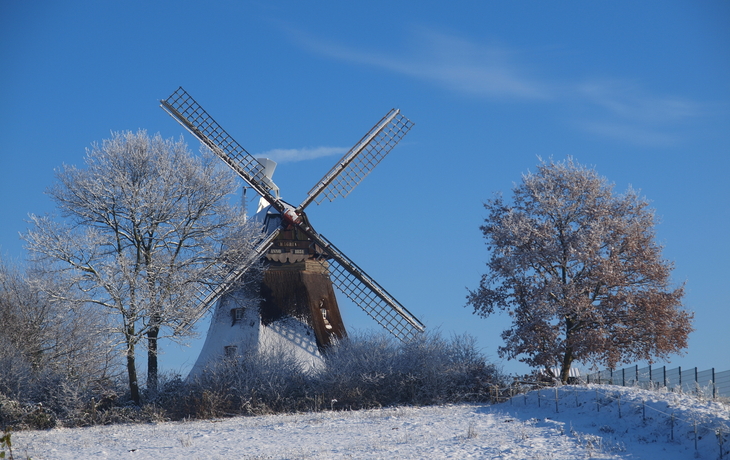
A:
[636,365,639,385]
[712,368,716,399]
[649,364,652,386]
[622,367,626,387]
[718,427,724,459]
[678,366,682,391]
[695,367,699,395]
[663,366,667,388]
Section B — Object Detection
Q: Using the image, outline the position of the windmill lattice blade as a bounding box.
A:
[177,229,280,333]
[160,87,280,208]
[299,109,413,210]
[311,233,425,342]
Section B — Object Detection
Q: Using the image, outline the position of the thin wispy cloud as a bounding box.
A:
[573,79,703,146]
[257,146,347,164]
[287,26,706,148]
[576,121,679,147]
[294,27,552,101]
[577,80,703,124]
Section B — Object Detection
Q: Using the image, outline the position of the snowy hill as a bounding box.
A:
[12,385,729,459]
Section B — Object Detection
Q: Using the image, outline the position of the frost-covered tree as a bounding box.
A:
[466,158,692,383]
[0,257,113,399]
[23,130,261,403]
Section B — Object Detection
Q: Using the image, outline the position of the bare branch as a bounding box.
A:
[22,130,263,401]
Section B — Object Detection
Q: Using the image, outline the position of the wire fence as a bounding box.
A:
[492,384,729,459]
[584,365,730,399]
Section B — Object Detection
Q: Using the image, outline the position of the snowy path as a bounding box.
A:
[12,385,730,459]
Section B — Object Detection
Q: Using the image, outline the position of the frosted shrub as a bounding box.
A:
[313,332,400,409]
[174,347,308,418]
[228,346,308,412]
[3,330,504,425]
[0,346,32,403]
[0,359,125,430]
[314,331,504,409]
[161,330,503,419]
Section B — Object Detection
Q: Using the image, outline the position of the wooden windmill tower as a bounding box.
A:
[160,87,425,376]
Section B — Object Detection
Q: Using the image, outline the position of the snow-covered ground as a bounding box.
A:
[12,385,729,459]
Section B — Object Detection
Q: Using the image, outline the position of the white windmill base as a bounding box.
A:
[186,290,324,381]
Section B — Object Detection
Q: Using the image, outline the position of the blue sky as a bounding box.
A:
[1,1,728,377]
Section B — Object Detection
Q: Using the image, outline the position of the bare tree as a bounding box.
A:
[466,158,692,383]
[0,257,114,399]
[23,130,261,403]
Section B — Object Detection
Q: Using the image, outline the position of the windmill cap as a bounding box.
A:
[256,157,277,180]
[255,157,280,199]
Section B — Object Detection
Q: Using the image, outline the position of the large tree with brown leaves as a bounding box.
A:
[467,158,692,383]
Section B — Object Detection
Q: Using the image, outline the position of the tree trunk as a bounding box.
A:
[560,349,574,384]
[147,325,159,395]
[560,315,576,384]
[126,342,141,405]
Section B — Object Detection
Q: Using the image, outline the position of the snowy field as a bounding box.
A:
[12,385,729,459]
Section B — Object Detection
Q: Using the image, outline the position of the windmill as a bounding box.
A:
[160,87,425,375]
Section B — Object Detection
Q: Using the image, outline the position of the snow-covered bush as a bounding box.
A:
[0,257,124,429]
[313,331,504,409]
[2,329,504,426]
[168,346,309,418]
[163,330,504,419]
[0,393,55,431]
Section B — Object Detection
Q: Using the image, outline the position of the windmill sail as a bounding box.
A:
[160,87,283,211]
[176,228,280,333]
[298,109,414,211]
[308,231,425,342]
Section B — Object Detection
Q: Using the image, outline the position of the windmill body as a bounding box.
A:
[188,197,345,379]
[160,87,425,378]
[186,284,326,379]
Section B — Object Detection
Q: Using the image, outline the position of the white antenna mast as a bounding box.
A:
[241,185,248,219]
